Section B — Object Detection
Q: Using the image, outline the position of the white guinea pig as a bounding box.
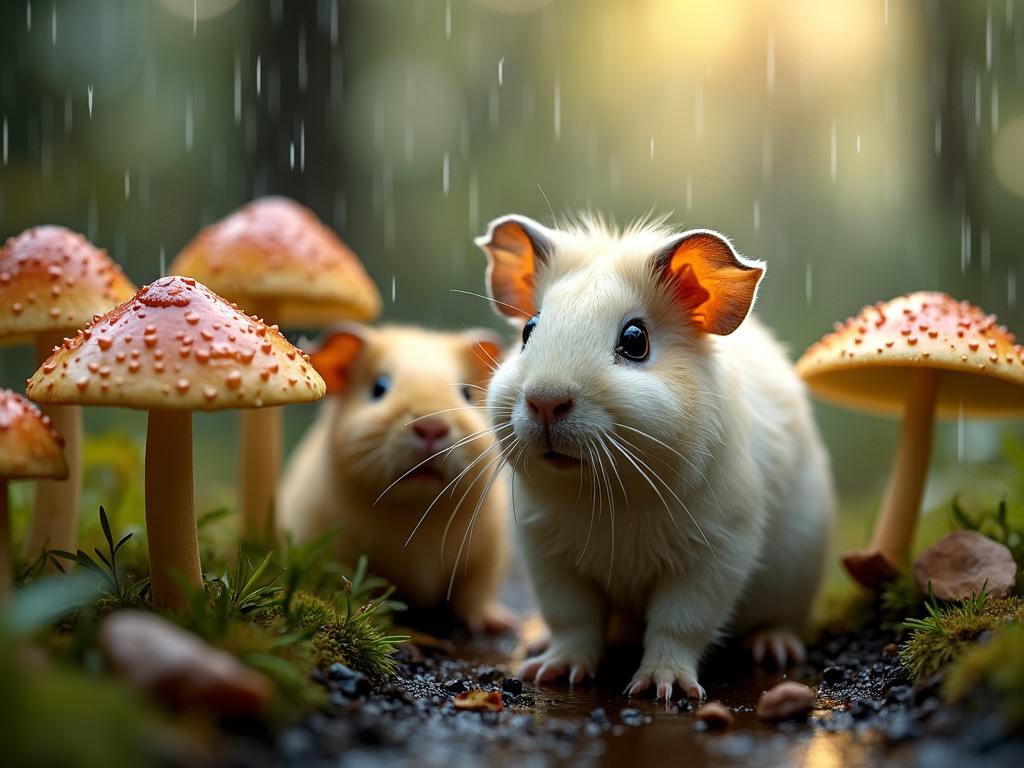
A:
[477,214,835,700]
[278,323,515,635]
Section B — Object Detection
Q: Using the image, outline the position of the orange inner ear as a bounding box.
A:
[484,221,540,318]
[665,234,763,336]
[307,333,364,394]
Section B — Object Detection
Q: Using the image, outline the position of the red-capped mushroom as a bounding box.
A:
[796,292,1024,589]
[169,197,381,541]
[0,389,68,599]
[0,226,136,560]
[26,276,325,611]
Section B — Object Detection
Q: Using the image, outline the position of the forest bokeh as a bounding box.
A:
[1,0,1022,523]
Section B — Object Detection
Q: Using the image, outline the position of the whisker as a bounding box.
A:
[446,450,510,600]
[450,288,532,319]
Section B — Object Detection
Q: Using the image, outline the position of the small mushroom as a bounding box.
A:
[796,292,1024,589]
[26,276,325,611]
[0,226,136,560]
[0,389,68,599]
[169,197,381,541]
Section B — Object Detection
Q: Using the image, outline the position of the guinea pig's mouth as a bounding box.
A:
[403,465,447,483]
[542,450,583,470]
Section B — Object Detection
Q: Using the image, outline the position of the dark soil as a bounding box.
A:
[220,621,1022,768]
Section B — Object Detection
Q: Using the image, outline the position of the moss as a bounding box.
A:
[944,624,1024,732]
[900,595,1024,681]
[312,616,402,679]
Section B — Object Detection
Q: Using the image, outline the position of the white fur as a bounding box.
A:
[483,216,834,698]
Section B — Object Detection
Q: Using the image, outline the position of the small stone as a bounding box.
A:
[501,676,523,696]
[620,707,645,727]
[476,666,503,684]
[755,681,816,723]
[913,530,1017,601]
[821,665,845,684]
[443,678,468,694]
[695,700,734,729]
[97,610,272,717]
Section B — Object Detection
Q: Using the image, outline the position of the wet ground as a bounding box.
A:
[242,570,1023,768]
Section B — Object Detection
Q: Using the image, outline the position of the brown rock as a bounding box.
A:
[695,700,734,729]
[913,530,1017,601]
[756,681,816,723]
[98,610,273,717]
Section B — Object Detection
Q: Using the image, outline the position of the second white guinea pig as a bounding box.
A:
[477,214,835,699]
[278,323,514,635]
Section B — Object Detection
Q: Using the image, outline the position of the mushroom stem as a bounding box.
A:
[1,479,11,601]
[239,406,283,543]
[24,334,83,564]
[843,367,940,588]
[145,409,202,612]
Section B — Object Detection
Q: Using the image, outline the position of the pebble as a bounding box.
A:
[620,707,646,727]
[501,676,523,696]
[756,681,816,723]
[695,701,734,729]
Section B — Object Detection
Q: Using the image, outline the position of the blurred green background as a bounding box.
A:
[1,0,1022,531]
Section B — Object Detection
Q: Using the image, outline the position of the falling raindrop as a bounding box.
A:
[553,75,561,141]
[1,118,7,165]
[289,141,295,170]
[445,0,451,40]
[87,85,94,118]
[159,245,166,278]
[299,121,305,172]
[442,152,450,196]
[391,275,396,303]
[234,54,242,125]
[650,136,654,161]
[753,199,761,232]
[124,170,130,201]
[26,0,31,31]
[986,5,992,70]
[991,81,999,131]
[298,26,308,93]
[50,3,56,45]
[256,56,262,99]
[960,213,971,273]
[498,57,504,86]
[805,260,813,304]
[884,0,889,26]
[185,95,194,152]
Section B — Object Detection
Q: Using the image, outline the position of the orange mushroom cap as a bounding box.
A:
[796,292,1024,419]
[0,389,68,479]
[0,226,137,346]
[25,276,326,411]
[169,196,382,326]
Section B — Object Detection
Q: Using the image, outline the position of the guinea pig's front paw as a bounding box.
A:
[625,663,705,702]
[743,628,806,669]
[519,647,597,687]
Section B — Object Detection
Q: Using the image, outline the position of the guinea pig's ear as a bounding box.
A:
[461,328,506,385]
[304,322,369,394]
[654,230,765,336]
[475,215,551,321]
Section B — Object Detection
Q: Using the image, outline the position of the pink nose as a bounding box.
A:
[526,394,574,426]
[413,418,450,451]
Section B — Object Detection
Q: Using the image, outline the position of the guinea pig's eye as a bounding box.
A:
[461,384,475,402]
[522,313,540,348]
[616,320,649,362]
[370,375,390,400]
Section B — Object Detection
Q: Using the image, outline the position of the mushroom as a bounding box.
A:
[169,196,381,541]
[796,291,1024,589]
[0,226,136,560]
[26,276,325,611]
[0,389,68,599]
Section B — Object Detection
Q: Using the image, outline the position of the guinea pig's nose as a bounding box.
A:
[526,394,575,426]
[413,418,450,450]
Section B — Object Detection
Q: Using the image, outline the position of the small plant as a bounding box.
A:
[49,507,149,607]
[900,582,1024,681]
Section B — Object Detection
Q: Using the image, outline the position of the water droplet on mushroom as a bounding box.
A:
[76,375,89,391]
[226,370,242,389]
[176,378,190,392]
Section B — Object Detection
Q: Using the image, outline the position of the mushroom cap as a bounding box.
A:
[796,292,1024,418]
[169,196,382,326]
[25,276,326,411]
[0,226,137,346]
[0,388,68,479]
